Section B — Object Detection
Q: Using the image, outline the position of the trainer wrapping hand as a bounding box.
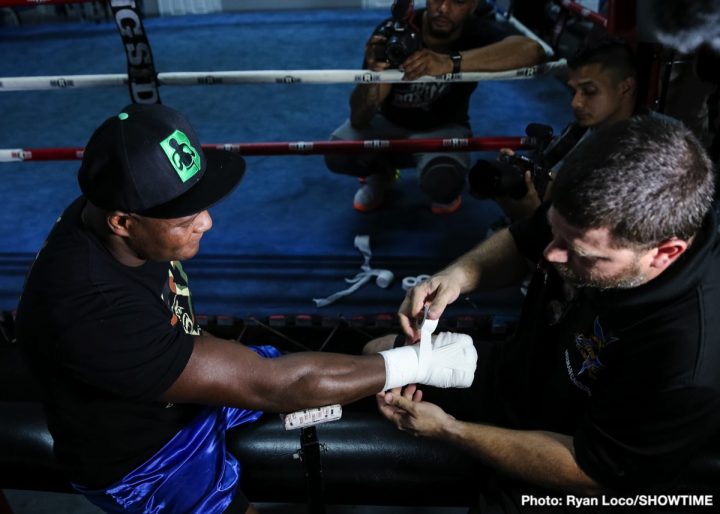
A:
[398,229,526,340]
[398,270,466,340]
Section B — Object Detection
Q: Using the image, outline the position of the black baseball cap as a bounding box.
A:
[78,103,245,219]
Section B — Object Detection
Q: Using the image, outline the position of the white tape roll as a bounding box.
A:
[401,274,431,291]
[375,270,394,288]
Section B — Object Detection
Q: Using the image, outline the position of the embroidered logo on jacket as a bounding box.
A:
[564,316,617,396]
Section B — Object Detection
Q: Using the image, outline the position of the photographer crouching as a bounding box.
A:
[324,0,544,214]
[472,37,674,224]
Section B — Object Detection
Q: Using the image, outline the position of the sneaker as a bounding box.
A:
[431,195,462,215]
[353,170,398,212]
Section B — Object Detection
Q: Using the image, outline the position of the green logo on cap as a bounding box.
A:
[159,130,201,182]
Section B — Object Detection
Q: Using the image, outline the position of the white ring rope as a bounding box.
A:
[496,12,556,58]
[0,60,567,91]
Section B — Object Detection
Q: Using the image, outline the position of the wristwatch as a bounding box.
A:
[450,51,462,74]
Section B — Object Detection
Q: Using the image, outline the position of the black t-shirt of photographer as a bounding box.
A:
[368,8,513,130]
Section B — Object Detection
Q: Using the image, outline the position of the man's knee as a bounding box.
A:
[419,156,468,203]
[324,152,350,174]
[325,152,376,177]
[324,121,354,174]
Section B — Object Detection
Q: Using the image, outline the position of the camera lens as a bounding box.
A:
[468,160,501,199]
[385,37,406,66]
[468,159,529,199]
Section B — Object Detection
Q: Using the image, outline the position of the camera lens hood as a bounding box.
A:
[468,159,520,199]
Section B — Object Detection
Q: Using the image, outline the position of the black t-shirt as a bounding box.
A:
[16,197,201,488]
[505,204,720,491]
[376,9,512,130]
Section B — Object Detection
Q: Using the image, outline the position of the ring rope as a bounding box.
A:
[488,1,556,59]
[0,60,567,92]
[0,137,530,162]
[497,12,555,57]
[0,0,85,6]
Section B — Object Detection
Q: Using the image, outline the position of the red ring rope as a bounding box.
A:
[2,137,530,162]
[553,0,608,28]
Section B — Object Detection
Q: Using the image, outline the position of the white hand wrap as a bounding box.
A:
[378,331,477,391]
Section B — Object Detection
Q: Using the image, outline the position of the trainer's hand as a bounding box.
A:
[376,383,423,422]
[398,272,464,339]
[380,391,454,438]
[378,332,477,390]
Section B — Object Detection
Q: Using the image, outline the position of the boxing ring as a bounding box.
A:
[0,0,575,321]
[1,1,718,512]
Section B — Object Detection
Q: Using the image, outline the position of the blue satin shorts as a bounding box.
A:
[74,345,280,514]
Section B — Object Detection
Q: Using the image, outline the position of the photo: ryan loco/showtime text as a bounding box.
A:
[521,494,716,509]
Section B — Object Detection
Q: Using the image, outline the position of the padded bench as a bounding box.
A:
[1,400,719,509]
[0,400,483,507]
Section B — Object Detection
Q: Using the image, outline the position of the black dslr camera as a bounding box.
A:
[468,124,555,200]
[374,0,422,67]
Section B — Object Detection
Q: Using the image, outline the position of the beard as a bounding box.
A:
[426,16,459,38]
[552,258,647,290]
